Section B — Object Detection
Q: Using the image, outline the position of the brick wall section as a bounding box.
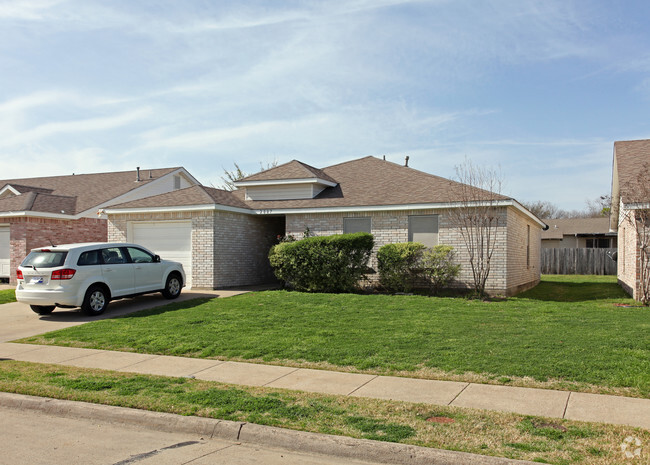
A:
[505,207,541,294]
[213,212,284,287]
[8,217,106,284]
[617,208,640,299]
[108,210,284,289]
[285,207,536,295]
[108,211,215,288]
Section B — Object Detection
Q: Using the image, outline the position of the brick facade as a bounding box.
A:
[108,210,284,289]
[617,207,643,299]
[107,205,540,295]
[7,217,107,284]
[213,212,284,287]
[286,206,540,295]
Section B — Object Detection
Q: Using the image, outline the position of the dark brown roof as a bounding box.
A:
[106,185,251,211]
[0,184,54,195]
[0,167,182,215]
[240,160,337,184]
[614,139,650,204]
[541,217,612,240]
[233,156,510,209]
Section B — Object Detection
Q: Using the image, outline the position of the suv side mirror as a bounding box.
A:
[154,255,161,263]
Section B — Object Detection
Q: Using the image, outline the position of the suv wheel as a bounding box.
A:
[82,285,109,316]
[30,305,55,315]
[162,273,182,299]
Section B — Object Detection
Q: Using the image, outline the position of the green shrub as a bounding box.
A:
[269,233,374,292]
[420,245,461,295]
[377,242,426,293]
[377,243,461,294]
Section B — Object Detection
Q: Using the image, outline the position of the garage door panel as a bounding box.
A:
[0,226,9,278]
[130,222,192,287]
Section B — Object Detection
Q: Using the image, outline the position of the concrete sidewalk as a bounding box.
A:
[1,341,649,430]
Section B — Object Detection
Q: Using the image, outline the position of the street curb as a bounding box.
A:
[0,392,537,465]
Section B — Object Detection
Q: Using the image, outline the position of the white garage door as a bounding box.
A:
[0,226,9,278]
[129,221,192,287]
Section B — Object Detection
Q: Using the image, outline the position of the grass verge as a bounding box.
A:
[0,289,16,305]
[0,360,646,465]
[20,276,649,398]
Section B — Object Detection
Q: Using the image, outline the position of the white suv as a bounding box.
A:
[16,242,186,316]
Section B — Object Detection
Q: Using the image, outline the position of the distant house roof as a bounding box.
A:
[0,167,187,217]
[541,217,613,240]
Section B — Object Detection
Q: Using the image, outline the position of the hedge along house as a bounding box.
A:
[0,167,198,283]
[105,156,545,295]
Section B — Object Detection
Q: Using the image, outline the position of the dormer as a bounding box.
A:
[234,160,337,201]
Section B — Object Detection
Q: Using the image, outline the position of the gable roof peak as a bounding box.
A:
[238,159,337,184]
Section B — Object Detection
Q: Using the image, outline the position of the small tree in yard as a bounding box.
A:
[220,160,278,191]
[446,159,504,297]
[620,163,650,306]
[420,246,461,295]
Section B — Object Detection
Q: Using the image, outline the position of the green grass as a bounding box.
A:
[0,361,645,465]
[0,289,16,305]
[20,275,650,397]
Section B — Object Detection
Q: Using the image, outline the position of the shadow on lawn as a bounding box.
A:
[518,281,630,302]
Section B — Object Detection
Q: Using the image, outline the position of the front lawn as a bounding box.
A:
[20,275,650,397]
[0,289,16,305]
[0,361,645,465]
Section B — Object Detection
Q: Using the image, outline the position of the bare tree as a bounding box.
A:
[446,159,504,297]
[585,194,612,217]
[523,195,612,220]
[521,200,561,219]
[619,164,650,305]
[220,159,279,191]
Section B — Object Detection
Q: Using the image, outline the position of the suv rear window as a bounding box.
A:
[21,251,68,269]
[77,250,101,266]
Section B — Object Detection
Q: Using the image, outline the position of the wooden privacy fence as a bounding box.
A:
[541,248,617,275]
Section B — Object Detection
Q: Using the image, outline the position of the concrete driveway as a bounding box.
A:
[0,288,244,343]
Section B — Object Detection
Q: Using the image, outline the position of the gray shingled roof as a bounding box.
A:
[614,139,650,204]
[105,156,512,214]
[0,167,181,215]
[232,156,510,209]
[106,185,251,210]
[239,160,338,184]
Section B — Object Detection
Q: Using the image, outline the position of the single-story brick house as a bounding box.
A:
[609,139,650,300]
[541,217,617,249]
[105,156,545,295]
[0,167,198,283]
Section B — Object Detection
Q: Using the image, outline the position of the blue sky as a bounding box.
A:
[1,0,650,210]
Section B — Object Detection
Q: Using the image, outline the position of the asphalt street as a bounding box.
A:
[0,406,376,465]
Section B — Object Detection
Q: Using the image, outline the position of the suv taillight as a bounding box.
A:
[16,270,23,280]
[51,269,76,280]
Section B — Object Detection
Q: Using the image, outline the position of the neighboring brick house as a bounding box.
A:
[609,139,650,301]
[541,218,617,249]
[105,156,545,295]
[0,167,198,283]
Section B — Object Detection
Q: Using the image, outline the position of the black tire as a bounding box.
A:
[161,273,182,299]
[30,305,55,315]
[81,285,110,316]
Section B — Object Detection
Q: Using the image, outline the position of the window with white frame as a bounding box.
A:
[343,217,371,234]
[408,215,438,247]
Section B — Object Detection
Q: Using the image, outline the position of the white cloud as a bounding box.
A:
[0,0,66,20]
[1,107,152,149]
